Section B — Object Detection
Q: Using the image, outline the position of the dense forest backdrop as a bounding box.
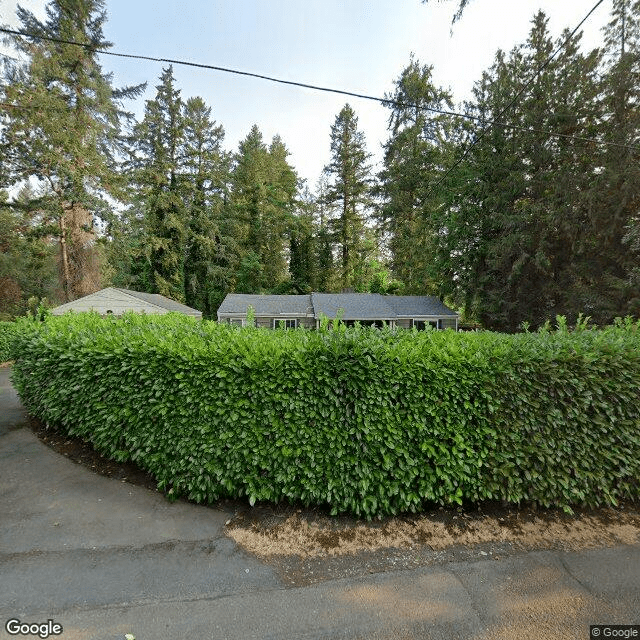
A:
[1,0,639,330]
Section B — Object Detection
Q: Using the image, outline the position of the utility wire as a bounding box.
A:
[1,93,634,152]
[1,8,637,156]
[423,0,609,198]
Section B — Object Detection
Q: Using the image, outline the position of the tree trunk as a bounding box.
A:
[342,191,349,287]
[59,212,71,302]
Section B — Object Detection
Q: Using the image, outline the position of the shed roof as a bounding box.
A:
[50,287,202,318]
[115,289,202,316]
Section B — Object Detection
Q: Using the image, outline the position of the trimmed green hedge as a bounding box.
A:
[10,313,640,517]
[0,321,19,362]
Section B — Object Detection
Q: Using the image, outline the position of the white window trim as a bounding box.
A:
[411,318,442,330]
[272,318,298,329]
[229,317,245,326]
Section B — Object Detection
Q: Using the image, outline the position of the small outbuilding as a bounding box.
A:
[50,287,203,319]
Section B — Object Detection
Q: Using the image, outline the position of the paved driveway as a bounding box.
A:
[1,366,638,639]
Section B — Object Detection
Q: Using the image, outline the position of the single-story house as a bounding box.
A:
[217,293,458,330]
[50,287,203,319]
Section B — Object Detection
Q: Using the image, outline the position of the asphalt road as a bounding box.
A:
[1,366,638,640]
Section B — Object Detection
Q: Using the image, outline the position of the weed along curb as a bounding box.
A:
[8,312,640,518]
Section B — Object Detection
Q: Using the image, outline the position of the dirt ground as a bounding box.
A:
[28,415,640,573]
[226,500,640,557]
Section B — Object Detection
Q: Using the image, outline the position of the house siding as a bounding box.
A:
[397,317,459,329]
[264,317,315,329]
[219,315,315,329]
[221,315,456,330]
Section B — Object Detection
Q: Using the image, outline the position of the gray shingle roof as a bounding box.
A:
[116,289,202,317]
[382,295,458,317]
[217,293,457,320]
[217,294,314,316]
[310,293,397,320]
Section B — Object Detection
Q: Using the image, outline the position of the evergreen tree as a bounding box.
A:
[104,205,150,291]
[351,226,383,293]
[235,251,263,294]
[450,46,529,329]
[230,125,298,292]
[421,0,472,23]
[128,66,186,302]
[181,96,233,317]
[0,0,143,301]
[288,187,316,292]
[446,12,604,329]
[0,188,58,317]
[313,175,336,292]
[232,125,268,264]
[590,0,640,319]
[263,135,298,287]
[474,14,561,329]
[323,104,373,290]
[378,56,454,294]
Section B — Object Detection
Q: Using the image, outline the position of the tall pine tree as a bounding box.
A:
[288,187,317,292]
[0,187,58,317]
[0,0,143,301]
[323,104,372,290]
[128,66,186,302]
[181,96,233,316]
[313,175,336,292]
[378,56,454,294]
[230,126,298,292]
[445,12,604,329]
[591,0,640,318]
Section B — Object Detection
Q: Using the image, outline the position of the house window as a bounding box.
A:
[229,318,244,326]
[273,318,297,329]
[345,320,384,328]
[412,319,441,330]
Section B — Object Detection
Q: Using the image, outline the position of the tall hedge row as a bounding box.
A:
[10,313,640,517]
[0,321,19,362]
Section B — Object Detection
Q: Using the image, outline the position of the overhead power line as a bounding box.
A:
[1,93,634,152]
[1,8,637,156]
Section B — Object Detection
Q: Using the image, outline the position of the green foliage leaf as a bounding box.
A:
[9,312,640,517]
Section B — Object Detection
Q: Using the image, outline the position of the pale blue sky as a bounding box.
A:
[1,0,611,187]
